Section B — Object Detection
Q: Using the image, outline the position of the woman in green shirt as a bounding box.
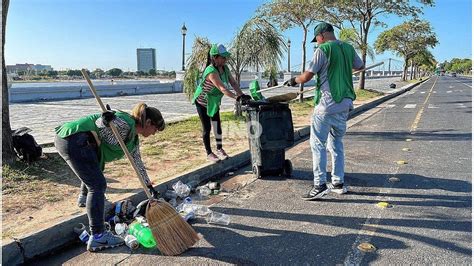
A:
[54,102,164,252]
[192,44,250,162]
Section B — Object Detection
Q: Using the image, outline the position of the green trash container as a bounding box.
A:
[244,102,294,178]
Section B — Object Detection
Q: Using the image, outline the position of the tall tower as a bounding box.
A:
[136,48,156,72]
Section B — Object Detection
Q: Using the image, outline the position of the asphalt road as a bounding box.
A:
[27,76,471,265]
[10,77,405,145]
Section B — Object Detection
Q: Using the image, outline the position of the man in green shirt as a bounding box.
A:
[284,22,364,200]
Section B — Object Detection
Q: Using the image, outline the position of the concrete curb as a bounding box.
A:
[2,78,429,265]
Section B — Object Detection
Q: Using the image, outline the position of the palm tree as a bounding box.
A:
[228,17,286,86]
[183,18,285,102]
[339,28,375,62]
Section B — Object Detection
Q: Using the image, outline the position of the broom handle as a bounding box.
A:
[81,69,152,199]
[255,84,286,93]
[296,62,384,95]
[352,62,384,75]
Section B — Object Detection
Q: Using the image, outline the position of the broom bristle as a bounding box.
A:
[146,200,200,256]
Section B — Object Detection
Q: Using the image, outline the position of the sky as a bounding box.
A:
[5,0,473,72]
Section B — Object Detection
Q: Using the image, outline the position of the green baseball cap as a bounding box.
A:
[311,22,334,43]
[210,43,231,58]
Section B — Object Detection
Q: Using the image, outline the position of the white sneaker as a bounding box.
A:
[328,183,348,194]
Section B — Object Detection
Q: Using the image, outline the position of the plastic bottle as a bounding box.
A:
[124,234,139,250]
[128,221,156,248]
[182,203,211,216]
[197,186,212,197]
[206,211,231,225]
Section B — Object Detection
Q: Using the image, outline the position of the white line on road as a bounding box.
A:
[447,91,452,93]
[458,81,472,88]
[385,104,396,109]
[428,104,439,109]
[420,91,426,94]
[404,104,417,109]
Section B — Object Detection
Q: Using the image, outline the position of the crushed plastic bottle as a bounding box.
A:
[206,211,230,225]
[172,181,191,198]
[197,186,212,197]
[181,203,212,216]
[114,223,128,237]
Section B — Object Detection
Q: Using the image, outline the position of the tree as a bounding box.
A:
[106,68,123,77]
[148,69,156,76]
[183,37,211,101]
[374,19,438,81]
[446,58,472,74]
[326,0,434,89]
[338,28,375,62]
[2,0,15,164]
[227,17,285,86]
[257,1,327,102]
[411,49,436,78]
[66,69,82,77]
[92,68,105,78]
[47,70,58,77]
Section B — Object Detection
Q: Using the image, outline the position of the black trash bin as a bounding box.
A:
[243,102,294,178]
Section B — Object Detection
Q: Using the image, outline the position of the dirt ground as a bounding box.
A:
[2,105,316,242]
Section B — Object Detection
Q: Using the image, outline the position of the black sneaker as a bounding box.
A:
[302,184,329,201]
[328,183,348,194]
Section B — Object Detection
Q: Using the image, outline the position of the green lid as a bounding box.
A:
[210,43,231,58]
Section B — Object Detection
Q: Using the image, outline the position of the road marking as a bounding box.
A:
[420,91,426,94]
[456,103,467,108]
[447,90,452,93]
[410,76,438,132]
[385,104,396,108]
[404,104,417,109]
[432,91,437,93]
[428,104,438,109]
[458,81,472,88]
[449,85,454,89]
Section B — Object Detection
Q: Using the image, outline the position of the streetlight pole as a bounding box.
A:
[287,39,291,72]
[181,23,187,71]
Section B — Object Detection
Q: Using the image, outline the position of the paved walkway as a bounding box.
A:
[10,77,405,144]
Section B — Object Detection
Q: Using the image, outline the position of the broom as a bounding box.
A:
[81,69,199,256]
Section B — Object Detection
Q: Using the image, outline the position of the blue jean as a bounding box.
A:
[310,111,349,186]
[54,132,106,235]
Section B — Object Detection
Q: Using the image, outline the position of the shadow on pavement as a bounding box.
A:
[346,130,471,142]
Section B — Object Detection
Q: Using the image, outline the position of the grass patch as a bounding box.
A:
[355,89,384,101]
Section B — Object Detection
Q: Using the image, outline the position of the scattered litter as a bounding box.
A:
[388,177,400,183]
[395,160,407,165]
[227,171,235,176]
[197,186,212,197]
[357,242,377,252]
[124,234,139,250]
[172,181,191,198]
[129,220,156,248]
[206,211,230,225]
[114,223,128,237]
[402,148,411,151]
[73,223,90,244]
[168,198,177,207]
[207,182,220,190]
[376,202,393,208]
[186,180,199,192]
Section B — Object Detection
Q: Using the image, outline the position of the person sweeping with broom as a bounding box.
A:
[192,43,251,163]
[283,22,364,200]
[54,102,164,252]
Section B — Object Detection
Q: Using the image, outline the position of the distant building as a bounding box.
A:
[137,48,156,72]
[7,63,53,73]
